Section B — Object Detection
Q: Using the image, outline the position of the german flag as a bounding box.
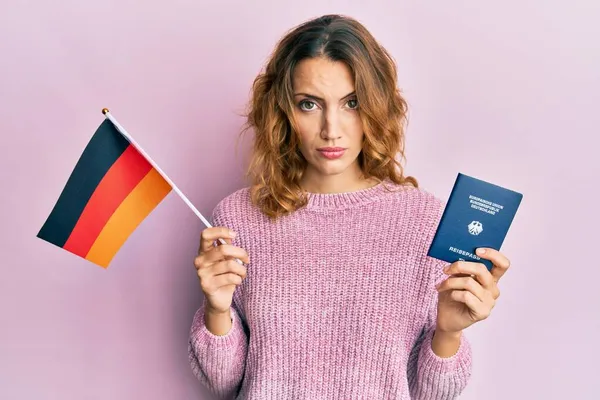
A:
[37,117,172,268]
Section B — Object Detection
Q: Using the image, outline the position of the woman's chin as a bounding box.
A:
[312,163,354,177]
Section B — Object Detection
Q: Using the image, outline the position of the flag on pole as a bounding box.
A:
[37,110,172,268]
[38,108,241,269]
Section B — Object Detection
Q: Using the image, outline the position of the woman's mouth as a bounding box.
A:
[317,147,346,160]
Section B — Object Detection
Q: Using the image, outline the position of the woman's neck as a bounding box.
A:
[300,169,379,195]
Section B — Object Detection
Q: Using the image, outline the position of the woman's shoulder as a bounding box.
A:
[398,185,449,261]
[410,186,445,215]
[211,186,255,222]
[384,181,446,221]
[380,183,448,254]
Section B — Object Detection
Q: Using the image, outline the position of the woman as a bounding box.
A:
[188,14,509,400]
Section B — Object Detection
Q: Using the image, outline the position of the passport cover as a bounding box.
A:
[427,173,523,270]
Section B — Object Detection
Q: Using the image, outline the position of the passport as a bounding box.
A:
[427,173,523,271]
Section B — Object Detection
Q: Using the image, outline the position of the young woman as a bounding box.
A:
[188,14,510,400]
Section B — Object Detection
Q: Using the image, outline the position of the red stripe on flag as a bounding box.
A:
[62,145,152,257]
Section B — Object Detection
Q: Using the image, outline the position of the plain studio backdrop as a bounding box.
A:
[1,1,598,399]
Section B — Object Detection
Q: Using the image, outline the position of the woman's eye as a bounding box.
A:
[347,98,358,109]
[299,100,317,111]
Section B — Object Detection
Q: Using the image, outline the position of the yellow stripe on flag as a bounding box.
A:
[85,168,172,268]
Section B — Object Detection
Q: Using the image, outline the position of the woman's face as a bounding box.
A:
[291,56,365,192]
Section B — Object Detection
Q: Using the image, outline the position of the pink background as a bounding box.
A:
[1,1,598,399]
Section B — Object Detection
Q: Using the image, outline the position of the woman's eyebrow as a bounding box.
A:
[293,91,356,102]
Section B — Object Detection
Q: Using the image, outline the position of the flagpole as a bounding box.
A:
[101,108,240,258]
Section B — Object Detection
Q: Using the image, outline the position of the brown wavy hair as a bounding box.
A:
[239,14,418,220]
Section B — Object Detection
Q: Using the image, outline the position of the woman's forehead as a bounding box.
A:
[292,58,355,98]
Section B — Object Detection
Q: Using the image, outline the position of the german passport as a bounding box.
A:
[427,173,523,270]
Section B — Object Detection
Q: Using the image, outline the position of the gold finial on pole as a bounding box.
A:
[101,108,109,115]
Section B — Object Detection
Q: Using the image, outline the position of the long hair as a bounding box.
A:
[239,14,418,220]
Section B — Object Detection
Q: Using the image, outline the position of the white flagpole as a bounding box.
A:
[101,108,240,259]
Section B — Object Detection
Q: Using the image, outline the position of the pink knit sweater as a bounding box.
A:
[188,180,472,399]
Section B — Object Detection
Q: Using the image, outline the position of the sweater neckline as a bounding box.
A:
[303,179,400,210]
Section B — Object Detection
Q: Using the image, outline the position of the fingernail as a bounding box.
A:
[229,230,236,238]
[477,248,486,255]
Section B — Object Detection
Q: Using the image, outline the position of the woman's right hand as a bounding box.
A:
[194,227,249,314]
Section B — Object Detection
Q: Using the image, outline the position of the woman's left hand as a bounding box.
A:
[434,248,511,334]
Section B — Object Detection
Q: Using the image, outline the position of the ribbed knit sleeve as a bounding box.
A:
[407,262,473,399]
[188,299,248,400]
[187,199,249,400]
[407,195,473,399]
